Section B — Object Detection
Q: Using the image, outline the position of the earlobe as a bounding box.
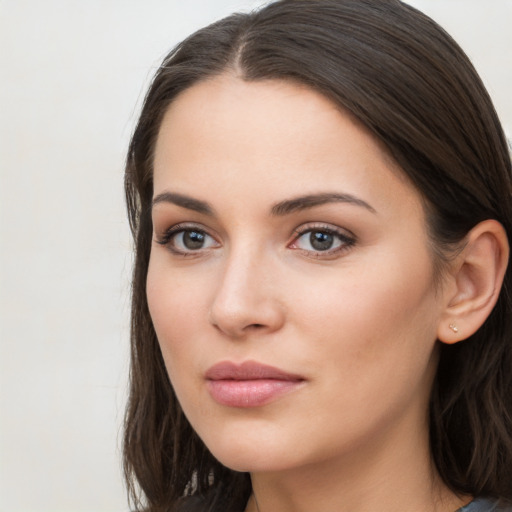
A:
[437,219,509,345]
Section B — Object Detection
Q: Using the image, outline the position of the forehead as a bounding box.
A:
[152,74,422,219]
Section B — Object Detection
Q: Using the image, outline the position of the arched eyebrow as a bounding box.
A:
[152,192,214,215]
[271,193,377,215]
[152,191,376,216]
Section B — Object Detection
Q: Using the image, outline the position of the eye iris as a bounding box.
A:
[310,231,334,251]
[183,230,205,249]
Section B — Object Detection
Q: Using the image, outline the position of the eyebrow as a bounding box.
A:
[271,192,377,216]
[152,192,214,215]
[151,191,376,216]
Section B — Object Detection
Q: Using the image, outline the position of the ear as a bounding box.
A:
[437,219,509,344]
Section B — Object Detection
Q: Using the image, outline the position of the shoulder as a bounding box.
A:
[173,493,244,512]
[173,495,211,512]
[459,498,512,512]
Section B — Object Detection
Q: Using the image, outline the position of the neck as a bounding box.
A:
[245,411,467,512]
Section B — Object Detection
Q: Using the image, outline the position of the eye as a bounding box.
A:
[173,229,216,251]
[290,225,355,257]
[156,225,219,254]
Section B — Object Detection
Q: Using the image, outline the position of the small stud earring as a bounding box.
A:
[449,323,459,333]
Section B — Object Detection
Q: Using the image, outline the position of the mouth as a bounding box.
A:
[205,360,305,408]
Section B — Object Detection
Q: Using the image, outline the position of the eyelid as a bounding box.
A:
[288,222,356,258]
[154,221,356,259]
[155,222,221,255]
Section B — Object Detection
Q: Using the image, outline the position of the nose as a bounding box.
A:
[209,244,286,339]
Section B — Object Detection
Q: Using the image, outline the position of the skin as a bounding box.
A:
[147,74,469,512]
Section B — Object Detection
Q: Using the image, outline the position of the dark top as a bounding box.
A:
[458,498,512,512]
[179,495,512,511]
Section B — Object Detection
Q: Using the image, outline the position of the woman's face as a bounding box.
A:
[148,75,447,474]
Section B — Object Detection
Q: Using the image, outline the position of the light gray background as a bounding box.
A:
[0,1,510,511]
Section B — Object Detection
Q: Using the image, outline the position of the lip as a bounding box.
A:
[205,360,305,408]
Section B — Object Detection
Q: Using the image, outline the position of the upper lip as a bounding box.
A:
[205,360,304,381]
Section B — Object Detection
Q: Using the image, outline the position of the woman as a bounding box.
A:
[123,1,512,511]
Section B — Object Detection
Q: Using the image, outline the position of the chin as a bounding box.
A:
[200,428,302,473]
[212,448,295,473]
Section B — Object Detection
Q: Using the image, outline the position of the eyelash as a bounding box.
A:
[290,223,356,259]
[155,222,356,258]
[155,223,218,256]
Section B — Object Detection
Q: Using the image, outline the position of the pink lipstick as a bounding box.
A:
[205,360,305,408]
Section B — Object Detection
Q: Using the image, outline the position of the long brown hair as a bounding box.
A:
[123,1,512,510]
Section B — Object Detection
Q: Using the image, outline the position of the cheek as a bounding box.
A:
[284,256,439,447]
[290,248,439,380]
[146,264,212,420]
[146,257,209,373]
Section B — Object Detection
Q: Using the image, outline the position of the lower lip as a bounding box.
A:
[207,379,303,408]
